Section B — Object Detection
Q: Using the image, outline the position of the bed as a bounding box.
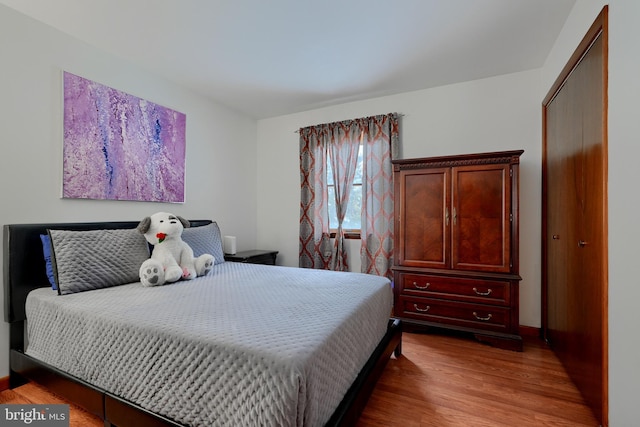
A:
[3,220,402,427]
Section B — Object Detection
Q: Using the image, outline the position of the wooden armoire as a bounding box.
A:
[392,150,523,351]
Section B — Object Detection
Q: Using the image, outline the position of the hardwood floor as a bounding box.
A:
[0,331,598,427]
[358,330,599,427]
[0,381,102,427]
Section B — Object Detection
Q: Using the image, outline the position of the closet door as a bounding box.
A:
[542,7,607,425]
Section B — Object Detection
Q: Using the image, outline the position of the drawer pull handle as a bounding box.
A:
[473,312,492,321]
[414,304,430,313]
[473,287,492,296]
[413,281,430,290]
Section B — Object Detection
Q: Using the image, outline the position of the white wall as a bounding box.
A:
[542,1,640,425]
[607,2,640,424]
[257,69,542,327]
[0,5,258,376]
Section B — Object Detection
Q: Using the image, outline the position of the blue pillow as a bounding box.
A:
[40,234,57,290]
[182,222,225,265]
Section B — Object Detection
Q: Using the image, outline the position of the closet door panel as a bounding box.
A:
[575,34,606,417]
[544,84,572,346]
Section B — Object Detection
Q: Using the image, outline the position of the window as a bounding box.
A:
[327,144,363,238]
[298,112,398,275]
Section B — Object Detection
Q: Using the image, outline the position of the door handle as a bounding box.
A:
[578,240,588,247]
[552,234,560,240]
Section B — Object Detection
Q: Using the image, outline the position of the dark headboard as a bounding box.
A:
[3,220,212,324]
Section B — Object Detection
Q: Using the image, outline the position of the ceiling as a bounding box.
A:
[1,0,576,119]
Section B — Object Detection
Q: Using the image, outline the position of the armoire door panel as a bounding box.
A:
[399,168,449,268]
[452,164,511,273]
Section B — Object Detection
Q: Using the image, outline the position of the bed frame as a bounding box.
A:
[3,220,402,427]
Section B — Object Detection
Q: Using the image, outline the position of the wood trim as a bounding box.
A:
[518,325,540,338]
[601,9,609,425]
[0,376,9,392]
[392,149,523,171]
[329,230,361,240]
[542,6,608,106]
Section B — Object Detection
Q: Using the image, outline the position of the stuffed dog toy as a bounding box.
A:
[137,212,214,286]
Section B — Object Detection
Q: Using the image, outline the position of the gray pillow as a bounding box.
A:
[48,228,150,295]
[181,222,225,265]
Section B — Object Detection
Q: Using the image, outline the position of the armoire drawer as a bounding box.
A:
[398,295,512,333]
[397,273,510,306]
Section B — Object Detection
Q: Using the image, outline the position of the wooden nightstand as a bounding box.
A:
[224,250,278,265]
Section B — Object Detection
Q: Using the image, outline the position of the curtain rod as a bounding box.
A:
[293,112,404,133]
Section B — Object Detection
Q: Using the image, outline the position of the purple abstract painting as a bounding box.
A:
[63,72,186,203]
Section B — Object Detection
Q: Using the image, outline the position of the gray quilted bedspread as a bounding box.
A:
[25,262,392,427]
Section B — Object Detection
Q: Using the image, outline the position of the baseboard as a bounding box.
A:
[0,375,9,392]
[519,325,541,338]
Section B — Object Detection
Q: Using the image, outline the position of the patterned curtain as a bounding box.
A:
[299,113,400,275]
[299,126,331,269]
[361,113,399,279]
